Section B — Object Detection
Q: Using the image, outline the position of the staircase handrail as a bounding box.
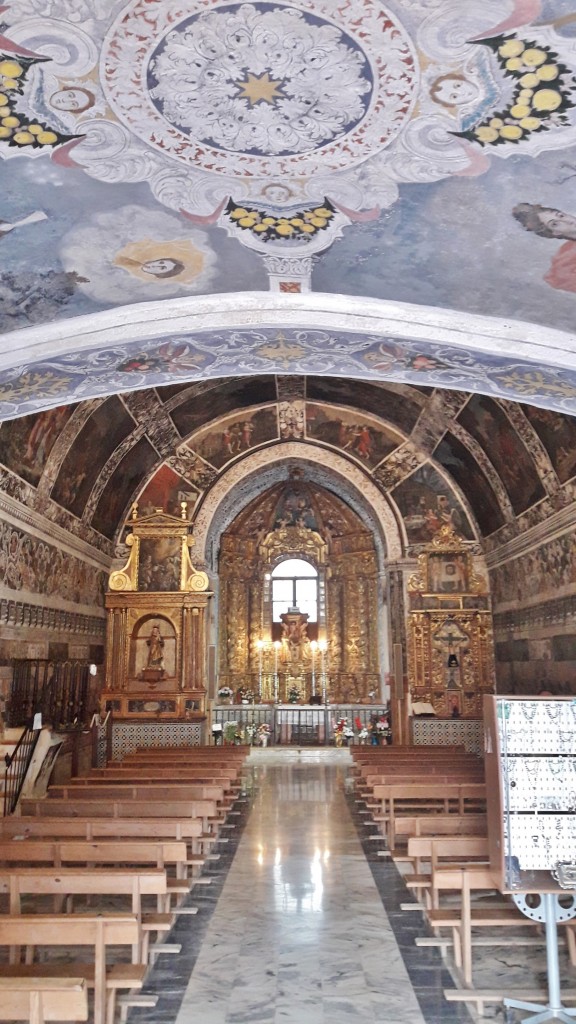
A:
[3,724,41,816]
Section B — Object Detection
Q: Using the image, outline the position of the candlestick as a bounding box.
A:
[274,640,280,702]
[319,639,327,704]
[256,639,264,701]
[310,640,318,698]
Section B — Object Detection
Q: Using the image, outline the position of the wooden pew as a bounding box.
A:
[404,835,489,907]
[393,813,487,846]
[0,838,192,879]
[0,867,170,963]
[47,783,228,805]
[0,914,145,1024]
[0,816,204,850]
[86,768,241,788]
[20,799,220,833]
[425,866,547,985]
[371,783,486,851]
[0,977,88,1024]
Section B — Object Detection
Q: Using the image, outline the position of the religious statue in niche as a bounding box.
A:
[146,624,165,671]
[280,609,310,667]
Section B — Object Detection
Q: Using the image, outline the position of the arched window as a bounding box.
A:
[271,558,318,623]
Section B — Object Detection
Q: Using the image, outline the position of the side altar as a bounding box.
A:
[101,504,212,721]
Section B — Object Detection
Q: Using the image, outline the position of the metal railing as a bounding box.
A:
[8,660,91,730]
[3,724,41,816]
[212,703,390,745]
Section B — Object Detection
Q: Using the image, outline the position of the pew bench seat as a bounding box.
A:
[0,976,88,1023]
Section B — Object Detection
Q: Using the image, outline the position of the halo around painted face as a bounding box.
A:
[49,87,94,113]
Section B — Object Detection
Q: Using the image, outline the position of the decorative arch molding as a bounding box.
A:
[3,293,576,419]
[192,442,404,569]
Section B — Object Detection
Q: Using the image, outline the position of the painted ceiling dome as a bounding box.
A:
[226,467,370,540]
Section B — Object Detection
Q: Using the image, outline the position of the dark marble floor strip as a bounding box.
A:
[128,788,254,1024]
[345,789,474,1024]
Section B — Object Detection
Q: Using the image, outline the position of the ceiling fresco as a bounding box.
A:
[1,0,576,420]
[1,378,575,555]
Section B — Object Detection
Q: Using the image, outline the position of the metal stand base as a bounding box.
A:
[504,1001,576,1024]
[505,894,576,1024]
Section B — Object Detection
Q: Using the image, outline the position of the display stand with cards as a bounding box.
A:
[484,696,576,1024]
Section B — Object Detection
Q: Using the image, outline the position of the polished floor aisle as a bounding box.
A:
[134,749,471,1024]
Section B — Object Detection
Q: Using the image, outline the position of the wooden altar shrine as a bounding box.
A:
[101,504,212,721]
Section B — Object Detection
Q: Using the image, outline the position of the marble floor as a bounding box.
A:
[128,749,575,1024]
[131,748,479,1024]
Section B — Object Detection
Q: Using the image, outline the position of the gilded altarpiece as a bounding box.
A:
[217,487,381,702]
[102,506,212,720]
[407,528,495,718]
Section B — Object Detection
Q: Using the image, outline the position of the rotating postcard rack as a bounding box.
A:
[484,695,576,1024]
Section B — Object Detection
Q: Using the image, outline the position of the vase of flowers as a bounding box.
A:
[258,722,271,747]
[333,717,353,746]
[217,686,233,704]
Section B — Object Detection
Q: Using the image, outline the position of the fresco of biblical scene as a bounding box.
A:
[51,397,135,516]
[138,537,182,592]
[272,484,319,531]
[137,464,199,518]
[521,404,576,484]
[188,407,278,470]
[305,404,400,468]
[458,395,545,515]
[392,463,475,543]
[434,433,505,537]
[306,379,421,436]
[91,437,158,541]
[170,378,277,437]
[0,405,74,486]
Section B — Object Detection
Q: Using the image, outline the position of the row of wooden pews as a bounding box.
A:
[352,744,485,852]
[0,744,250,1024]
[352,744,576,1013]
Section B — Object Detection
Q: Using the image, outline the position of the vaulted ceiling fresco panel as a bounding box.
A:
[521,403,576,484]
[91,436,159,539]
[3,374,576,551]
[391,464,476,544]
[305,378,423,435]
[458,395,546,515]
[50,397,135,515]
[0,405,75,486]
[434,433,507,536]
[169,377,278,437]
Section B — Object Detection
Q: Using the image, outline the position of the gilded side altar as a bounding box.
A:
[102,504,212,720]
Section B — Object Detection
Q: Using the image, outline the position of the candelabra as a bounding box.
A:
[274,640,281,702]
[319,639,328,704]
[256,638,264,701]
[310,640,318,697]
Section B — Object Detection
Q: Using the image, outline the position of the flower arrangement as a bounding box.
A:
[258,722,271,747]
[287,685,301,704]
[217,686,233,700]
[333,717,354,746]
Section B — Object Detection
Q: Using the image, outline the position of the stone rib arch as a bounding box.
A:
[192,442,404,570]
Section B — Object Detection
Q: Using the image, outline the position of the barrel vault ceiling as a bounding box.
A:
[1,0,576,559]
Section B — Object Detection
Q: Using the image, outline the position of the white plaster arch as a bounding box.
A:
[2,291,576,372]
[191,442,403,567]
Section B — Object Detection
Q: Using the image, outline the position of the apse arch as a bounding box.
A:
[3,293,576,420]
[192,442,404,570]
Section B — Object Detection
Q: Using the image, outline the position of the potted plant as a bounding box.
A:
[217,686,233,704]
